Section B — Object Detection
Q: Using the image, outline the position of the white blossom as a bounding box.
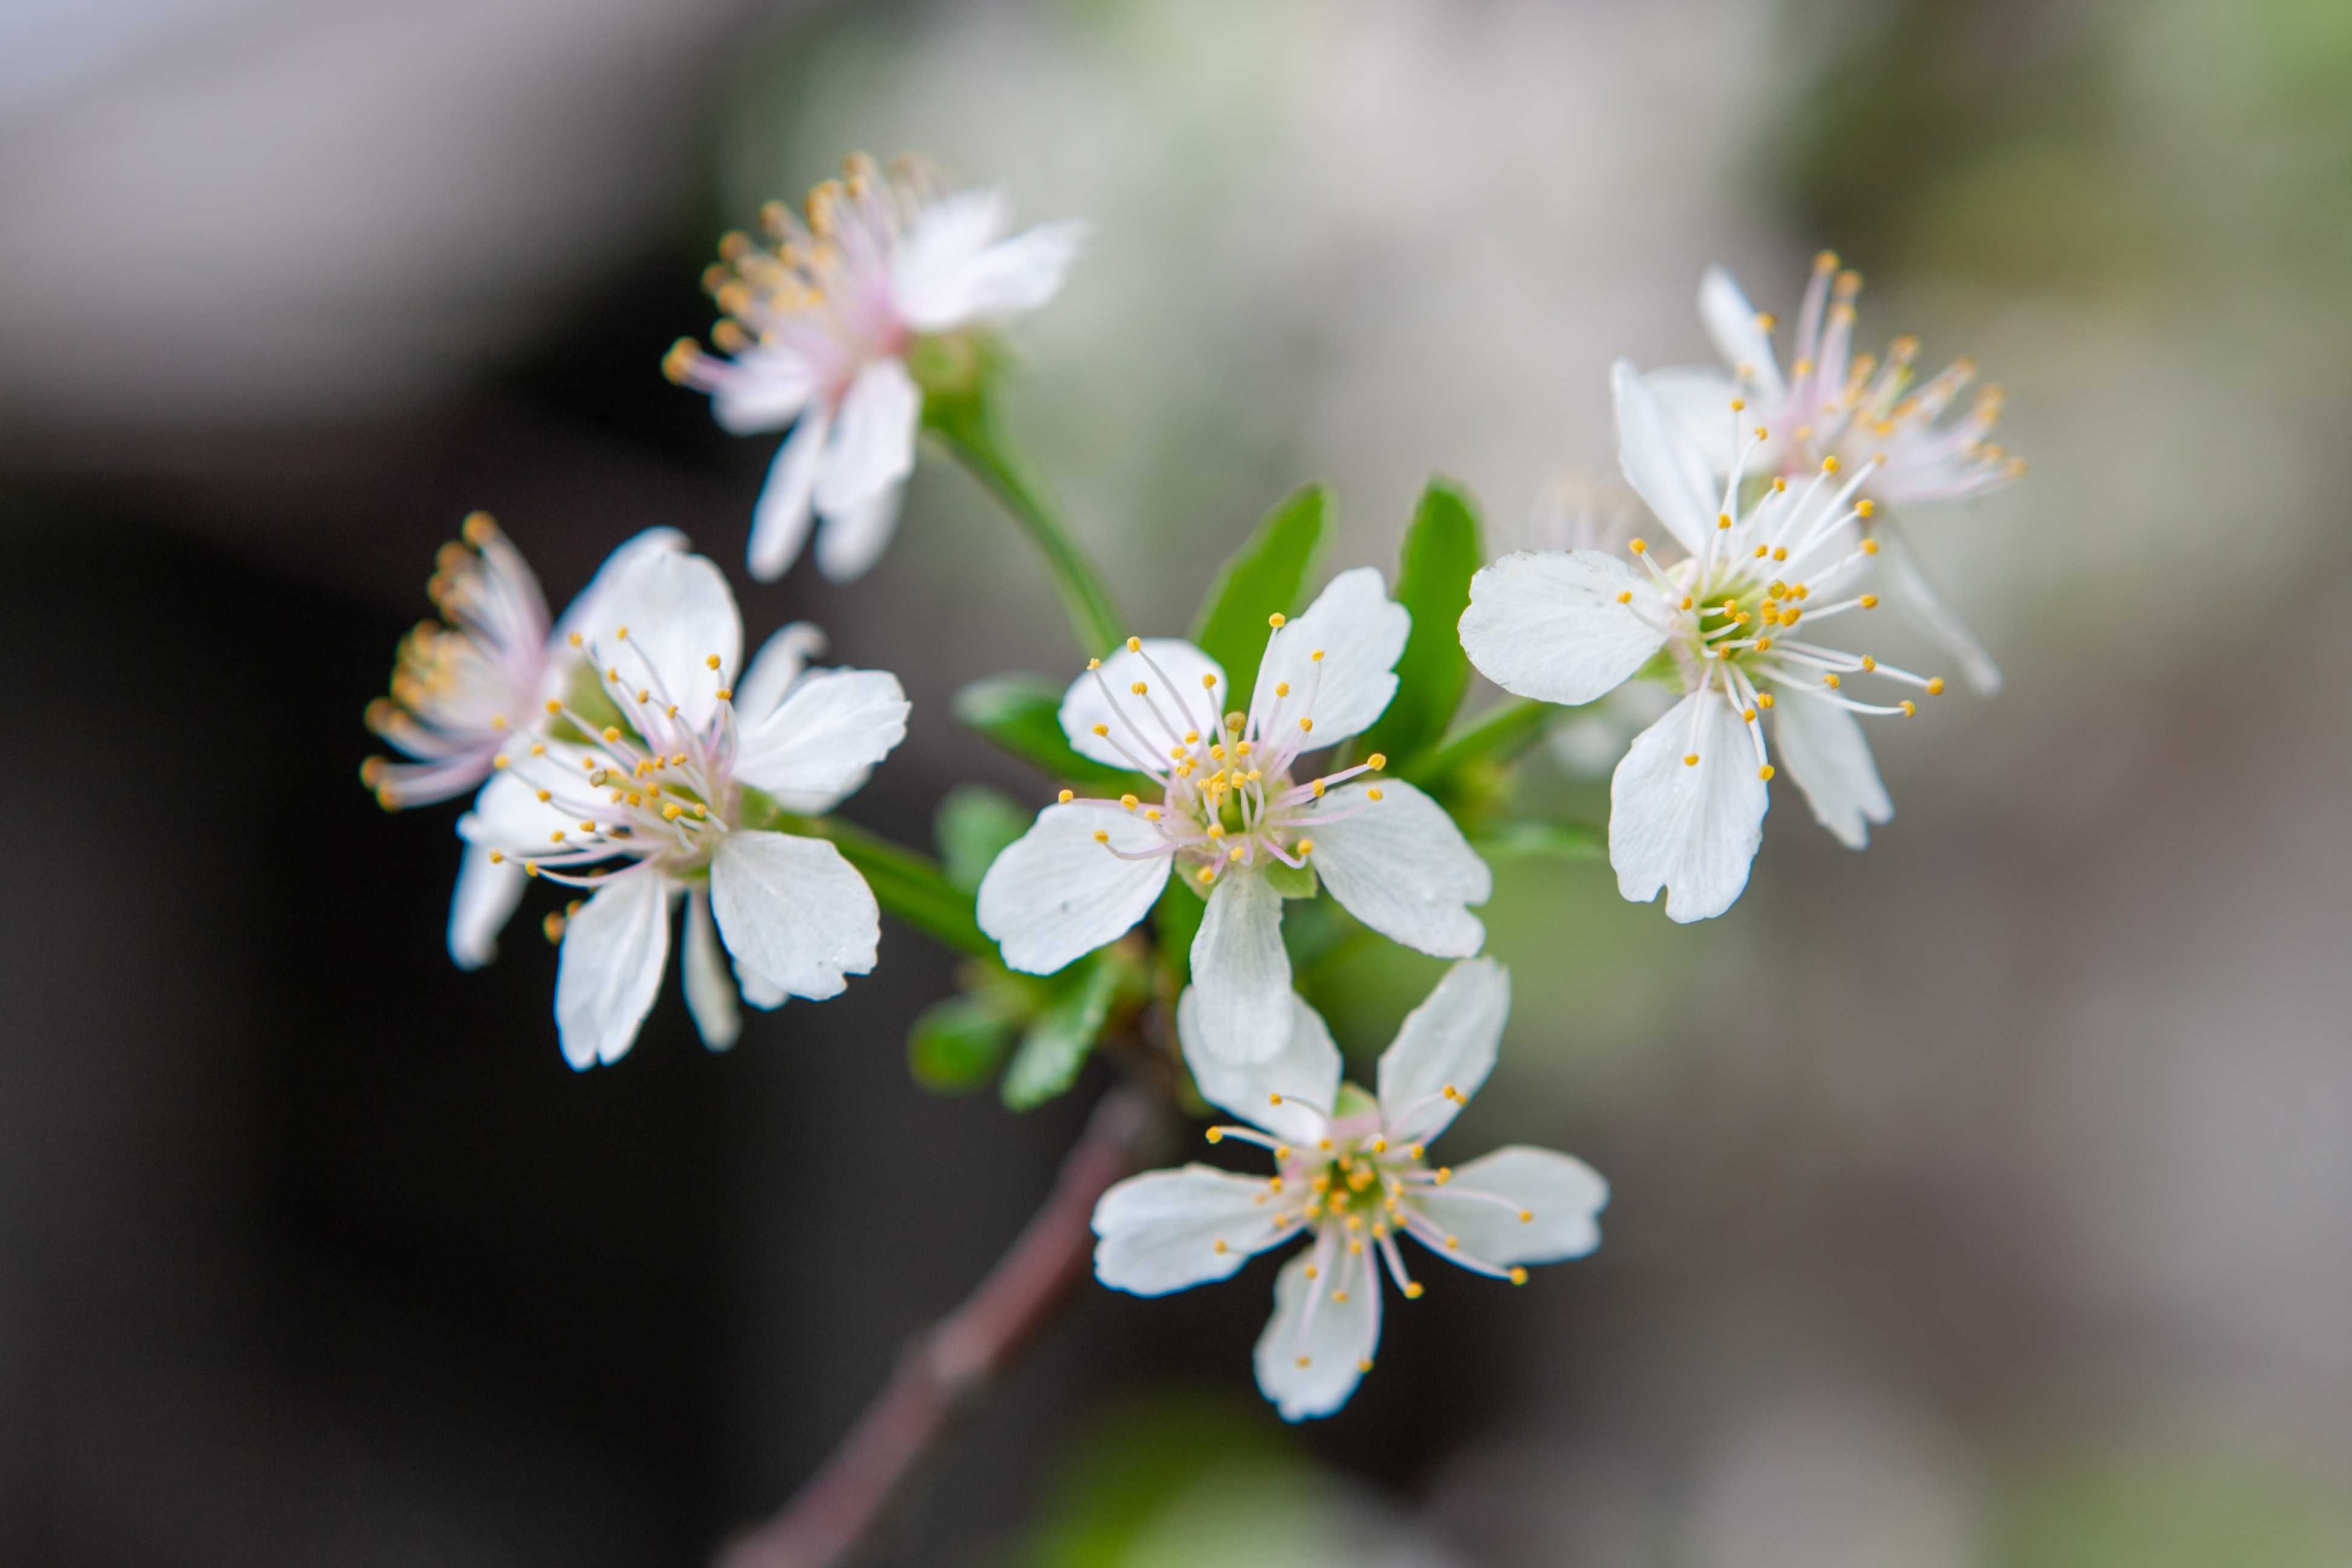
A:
[976,569,1491,1063]
[1461,362,1949,923]
[665,153,1084,583]
[1091,961,1607,1421]
[456,547,909,1068]
[1645,252,2020,691]
[363,516,683,969]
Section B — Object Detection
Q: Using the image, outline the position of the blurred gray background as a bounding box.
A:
[4,0,2350,1563]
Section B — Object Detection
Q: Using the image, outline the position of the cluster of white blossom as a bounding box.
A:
[367,157,2022,1420]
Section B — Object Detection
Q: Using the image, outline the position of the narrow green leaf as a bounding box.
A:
[1472,819,1606,861]
[936,784,1030,893]
[1402,697,1555,792]
[1002,958,1123,1110]
[954,675,1151,789]
[908,993,1018,1093]
[1356,479,1482,767]
[1189,484,1328,704]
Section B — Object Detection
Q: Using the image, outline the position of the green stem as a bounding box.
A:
[926,393,1126,659]
[1403,697,1557,789]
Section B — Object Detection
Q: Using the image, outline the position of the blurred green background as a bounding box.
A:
[4,0,2349,1563]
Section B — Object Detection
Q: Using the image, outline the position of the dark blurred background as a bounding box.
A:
[6,0,2351,1563]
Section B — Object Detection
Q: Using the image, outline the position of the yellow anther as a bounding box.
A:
[1092,829,1109,844]
[1295,1356,1312,1368]
[549,830,566,843]
[1442,1083,1462,1102]
[614,626,629,641]
[602,726,621,743]
[1434,1167,1452,1184]
[1227,845,1245,862]
[1119,794,1139,811]
[1294,838,1314,857]
[1684,753,1700,766]
[1310,649,1325,663]
[1518,1209,1534,1223]
[1823,673,1842,689]
[462,510,497,546]
[1226,711,1246,732]
[1754,311,1778,332]
[1772,477,1788,493]
[1145,808,1161,822]
[1275,1145,1291,1160]
[1823,456,1841,474]
[1860,593,1879,609]
[536,788,552,803]
[492,753,510,771]
[1086,658,1101,670]
[1311,779,1326,799]
[1367,753,1387,771]
[1629,538,1647,554]
[1616,590,1633,603]
[1197,866,1215,884]
[1200,672,1217,690]
[1926,677,1947,696]
[1758,764,1775,782]
[662,804,682,821]
[1057,788,1074,804]
[1900,700,1918,717]
[1861,538,1880,555]
[1741,708,1756,723]
[1206,823,1225,839]
[1274,681,1290,698]
[1408,1143,1424,1159]
[1403,1282,1425,1299]
[1681,596,1694,610]
[1212,1239,1228,1254]
[1717,512,1733,531]
[1331,1289,1348,1304]
[1509,1267,1529,1285]
[1855,498,1877,518]
[1297,717,1313,734]
[714,687,732,701]
[1445,1235,1460,1249]
[1367,787,1383,802]
[1125,636,1142,653]
[1751,546,1766,560]
[1861,656,1878,672]
[1304,1263,1319,1280]
[541,911,566,943]
[1091,724,1108,737]
[1772,545,1788,561]
[1131,681,1148,696]
[1815,248,1839,272]
[1356,1357,1374,1373]
[487,850,505,864]
[1730,396,1747,412]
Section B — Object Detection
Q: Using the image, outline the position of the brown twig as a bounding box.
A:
[716,1083,1168,1568]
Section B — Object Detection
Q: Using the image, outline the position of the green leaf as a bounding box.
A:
[1189,484,1328,705]
[907,993,1017,1093]
[1261,858,1319,900]
[1150,872,1207,995]
[954,674,1151,789]
[935,784,1029,893]
[1402,697,1556,793]
[1356,479,1482,768]
[1002,958,1123,1110]
[1472,819,1606,861]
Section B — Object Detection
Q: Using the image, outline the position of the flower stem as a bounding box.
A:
[925,391,1126,659]
[714,1084,1169,1568]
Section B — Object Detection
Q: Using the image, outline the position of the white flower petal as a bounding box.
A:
[812,479,906,582]
[551,527,688,654]
[446,839,526,971]
[708,830,878,1002]
[681,886,740,1051]
[593,549,742,733]
[976,803,1171,975]
[1178,987,1340,1146]
[890,188,1011,329]
[1375,958,1510,1145]
[1612,358,1717,556]
[1057,638,1226,771]
[747,409,830,582]
[1644,364,1746,479]
[1251,566,1408,748]
[735,959,786,1011]
[733,622,828,727]
[921,220,1087,328]
[711,345,819,434]
[1770,685,1892,851]
[1187,871,1294,1065]
[1408,1146,1607,1267]
[1253,1243,1381,1422]
[1091,1166,1293,1296]
[1880,520,2002,694]
[1698,265,1786,400]
[554,871,672,1070]
[1609,690,1768,923]
[1308,779,1490,957]
[457,766,578,851]
[812,358,919,514]
[732,668,909,812]
[1458,549,1667,707]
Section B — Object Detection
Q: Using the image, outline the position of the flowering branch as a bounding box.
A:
[714,1082,1170,1568]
